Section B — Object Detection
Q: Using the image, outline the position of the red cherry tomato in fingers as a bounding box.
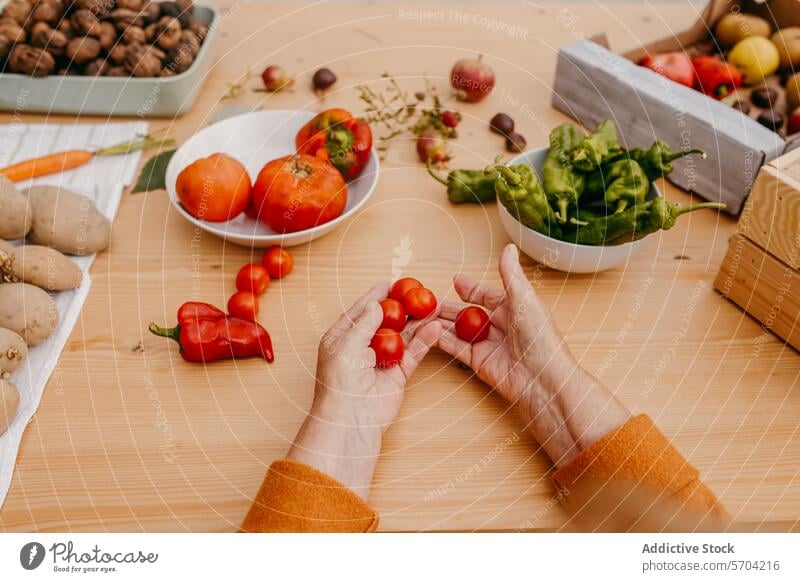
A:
[403,287,437,319]
[379,299,407,332]
[455,306,491,343]
[262,246,294,279]
[370,328,405,368]
[389,277,422,302]
[236,263,270,295]
[228,291,260,321]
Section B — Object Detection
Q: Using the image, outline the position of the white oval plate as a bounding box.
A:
[165,109,380,248]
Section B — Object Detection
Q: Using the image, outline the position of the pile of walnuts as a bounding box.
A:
[0,0,208,78]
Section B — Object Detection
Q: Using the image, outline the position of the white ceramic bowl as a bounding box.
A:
[165,109,380,248]
[498,147,661,273]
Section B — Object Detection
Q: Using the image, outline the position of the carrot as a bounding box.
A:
[0,134,175,183]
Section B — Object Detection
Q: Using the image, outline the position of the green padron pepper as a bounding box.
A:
[585,158,650,214]
[489,162,561,238]
[562,197,726,246]
[428,162,497,204]
[624,141,706,181]
[570,120,623,172]
[542,123,586,223]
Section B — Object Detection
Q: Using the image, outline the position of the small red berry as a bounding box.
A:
[441,110,460,128]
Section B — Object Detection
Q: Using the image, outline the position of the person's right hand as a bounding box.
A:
[436,244,630,467]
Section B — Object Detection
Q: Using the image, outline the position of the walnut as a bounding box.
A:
[71,9,100,37]
[31,0,62,24]
[179,29,199,55]
[124,42,161,77]
[30,22,68,55]
[142,1,160,24]
[155,16,180,50]
[160,67,175,77]
[0,18,27,43]
[176,0,194,17]
[57,18,75,38]
[105,65,127,76]
[84,58,107,75]
[97,21,115,50]
[8,44,55,76]
[108,42,126,64]
[65,35,100,63]
[144,22,156,42]
[187,20,207,42]
[121,25,146,45]
[158,2,189,28]
[115,0,144,11]
[74,0,110,13]
[2,0,32,25]
[165,41,193,74]
[110,9,143,29]
[146,43,165,61]
[0,36,11,61]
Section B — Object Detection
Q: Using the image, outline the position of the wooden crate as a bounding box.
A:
[551,0,800,216]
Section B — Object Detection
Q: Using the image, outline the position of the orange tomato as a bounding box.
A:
[176,153,252,222]
[251,154,347,233]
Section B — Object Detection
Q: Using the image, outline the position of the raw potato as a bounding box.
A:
[0,283,59,347]
[0,327,27,377]
[771,27,800,70]
[0,244,82,290]
[23,185,111,255]
[0,175,33,240]
[1,379,19,436]
[714,13,771,48]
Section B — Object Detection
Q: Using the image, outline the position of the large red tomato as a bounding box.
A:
[176,153,252,222]
[251,154,347,233]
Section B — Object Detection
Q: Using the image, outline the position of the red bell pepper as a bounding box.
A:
[638,52,695,87]
[691,56,742,99]
[149,302,274,363]
[295,108,373,179]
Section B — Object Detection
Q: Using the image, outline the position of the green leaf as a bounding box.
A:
[132,149,176,193]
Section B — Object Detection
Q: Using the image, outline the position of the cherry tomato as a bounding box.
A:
[369,328,404,368]
[262,246,294,279]
[379,299,407,332]
[403,287,437,319]
[455,306,490,343]
[389,277,422,302]
[228,291,259,321]
[235,263,270,296]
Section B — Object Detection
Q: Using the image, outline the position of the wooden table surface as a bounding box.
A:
[2,0,799,533]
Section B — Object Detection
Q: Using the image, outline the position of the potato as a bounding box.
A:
[0,283,59,346]
[22,185,111,255]
[1,379,19,436]
[772,27,800,70]
[0,327,27,377]
[0,244,82,290]
[0,175,32,240]
[715,13,771,48]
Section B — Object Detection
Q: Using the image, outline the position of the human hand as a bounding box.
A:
[288,283,441,499]
[436,244,630,466]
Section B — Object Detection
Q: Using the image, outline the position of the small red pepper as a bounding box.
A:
[691,56,742,99]
[149,302,274,363]
[295,108,373,179]
[638,52,695,87]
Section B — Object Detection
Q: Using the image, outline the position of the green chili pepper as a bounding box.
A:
[489,162,561,238]
[623,141,706,181]
[562,198,726,246]
[570,120,623,172]
[542,123,586,223]
[428,162,497,204]
[585,158,650,214]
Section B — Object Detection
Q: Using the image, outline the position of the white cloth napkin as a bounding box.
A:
[0,121,148,508]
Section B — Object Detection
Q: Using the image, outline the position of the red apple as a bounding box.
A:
[450,56,495,103]
[788,107,800,136]
[261,65,293,92]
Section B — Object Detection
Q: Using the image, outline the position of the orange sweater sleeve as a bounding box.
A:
[240,459,379,533]
[551,414,730,531]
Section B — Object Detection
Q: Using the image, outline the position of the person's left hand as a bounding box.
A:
[287,283,441,499]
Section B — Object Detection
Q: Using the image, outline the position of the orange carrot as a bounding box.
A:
[0,150,94,182]
[0,134,174,183]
